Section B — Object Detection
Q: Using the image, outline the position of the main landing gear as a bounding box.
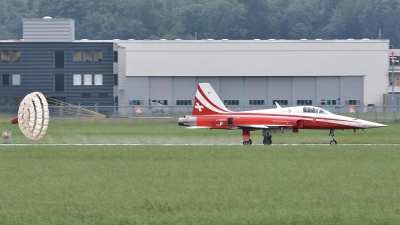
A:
[242,128,252,145]
[329,129,337,145]
[262,129,272,145]
[243,139,252,145]
[242,128,273,145]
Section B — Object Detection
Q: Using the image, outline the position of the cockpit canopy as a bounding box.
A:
[303,106,331,114]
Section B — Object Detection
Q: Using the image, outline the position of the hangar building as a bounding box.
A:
[114,39,391,114]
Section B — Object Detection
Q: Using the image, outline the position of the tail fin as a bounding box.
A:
[192,83,231,115]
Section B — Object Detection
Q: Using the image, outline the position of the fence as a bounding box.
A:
[1,104,399,124]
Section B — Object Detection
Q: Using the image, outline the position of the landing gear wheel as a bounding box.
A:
[262,129,272,145]
[330,140,337,145]
[243,139,252,145]
[329,129,337,145]
[263,137,272,145]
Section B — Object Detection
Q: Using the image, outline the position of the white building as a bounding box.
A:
[114,39,391,113]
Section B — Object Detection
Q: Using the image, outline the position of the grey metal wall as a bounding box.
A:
[0,42,115,111]
[23,18,75,42]
[123,76,364,109]
[340,76,363,104]
[268,77,292,105]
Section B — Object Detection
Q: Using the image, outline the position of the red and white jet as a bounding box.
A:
[178,83,386,145]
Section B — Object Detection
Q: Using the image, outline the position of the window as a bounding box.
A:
[94,51,103,62]
[99,93,108,98]
[297,100,312,105]
[129,100,142,105]
[114,74,118,85]
[73,51,82,62]
[2,74,9,86]
[84,51,92,62]
[12,75,20,85]
[84,74,92,85]
[348,100,358,106]
[389,56,400,66]
[1,51,10,62]
[224,100,239,105]
[320,100,337,106]
[55,74,65,91]
[114,51,118,62]
[152,100,167,105]
[13,51,20,62]
[273,100,288,106]
[55,51,65,68]
[176,100,192,105]
[82,93,91,98]
[303,107,318,113]
[249,100,264,105]
[94,74,103,85]
[73,74,82,85]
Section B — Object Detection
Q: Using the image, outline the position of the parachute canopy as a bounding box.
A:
[17,92,108,141]
[18,92,49,140]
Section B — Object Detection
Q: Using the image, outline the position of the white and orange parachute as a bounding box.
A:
[18,92,49,140]
[16,92,107,141]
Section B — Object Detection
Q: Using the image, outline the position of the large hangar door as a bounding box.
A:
[149,76,172,105]
[292,77,316,105]
[221,77,242,106]
[245,77,268,105]
[316,77,340,106]
[268,77,291,106]
[340,76,363,105]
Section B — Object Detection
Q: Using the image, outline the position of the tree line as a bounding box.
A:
[1,0,400,47]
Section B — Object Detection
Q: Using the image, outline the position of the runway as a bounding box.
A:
[1,143,400,146]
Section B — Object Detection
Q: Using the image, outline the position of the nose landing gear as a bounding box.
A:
[329,129,337,145]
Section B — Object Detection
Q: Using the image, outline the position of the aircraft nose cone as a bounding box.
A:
[362,120,387,128]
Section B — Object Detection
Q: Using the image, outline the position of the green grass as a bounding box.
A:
[1,118,400,224]
[1,146,400,224]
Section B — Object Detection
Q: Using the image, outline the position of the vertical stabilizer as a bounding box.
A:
[192,83,231,115]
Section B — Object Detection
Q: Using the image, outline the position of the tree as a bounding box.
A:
[360,0,400,47]
[0,0,32,39]
[180,0,247,40]
[238,0,279,39]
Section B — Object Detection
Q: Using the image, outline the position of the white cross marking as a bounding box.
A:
[195,102,204,111]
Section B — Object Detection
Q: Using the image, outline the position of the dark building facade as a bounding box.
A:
[0,41,115,113]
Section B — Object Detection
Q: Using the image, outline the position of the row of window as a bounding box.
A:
[1,74,20,86]
[1,50,20,62]
[73,51,103,62]
[1,74,118,87]
[128,99,360,106]
[1,50,109,66]
[73,74,103,86]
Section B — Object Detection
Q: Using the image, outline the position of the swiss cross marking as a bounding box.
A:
[195,102,204,111]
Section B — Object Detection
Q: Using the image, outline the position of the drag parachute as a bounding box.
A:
[18,92,49,140]
[17,92,107,141]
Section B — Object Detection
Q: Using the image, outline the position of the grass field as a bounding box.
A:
[1,118,400,224]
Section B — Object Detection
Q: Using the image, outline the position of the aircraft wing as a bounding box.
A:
[186,126,212,129]
[235,124,294,129]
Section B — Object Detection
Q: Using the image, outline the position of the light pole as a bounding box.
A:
[390,52,397,121]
